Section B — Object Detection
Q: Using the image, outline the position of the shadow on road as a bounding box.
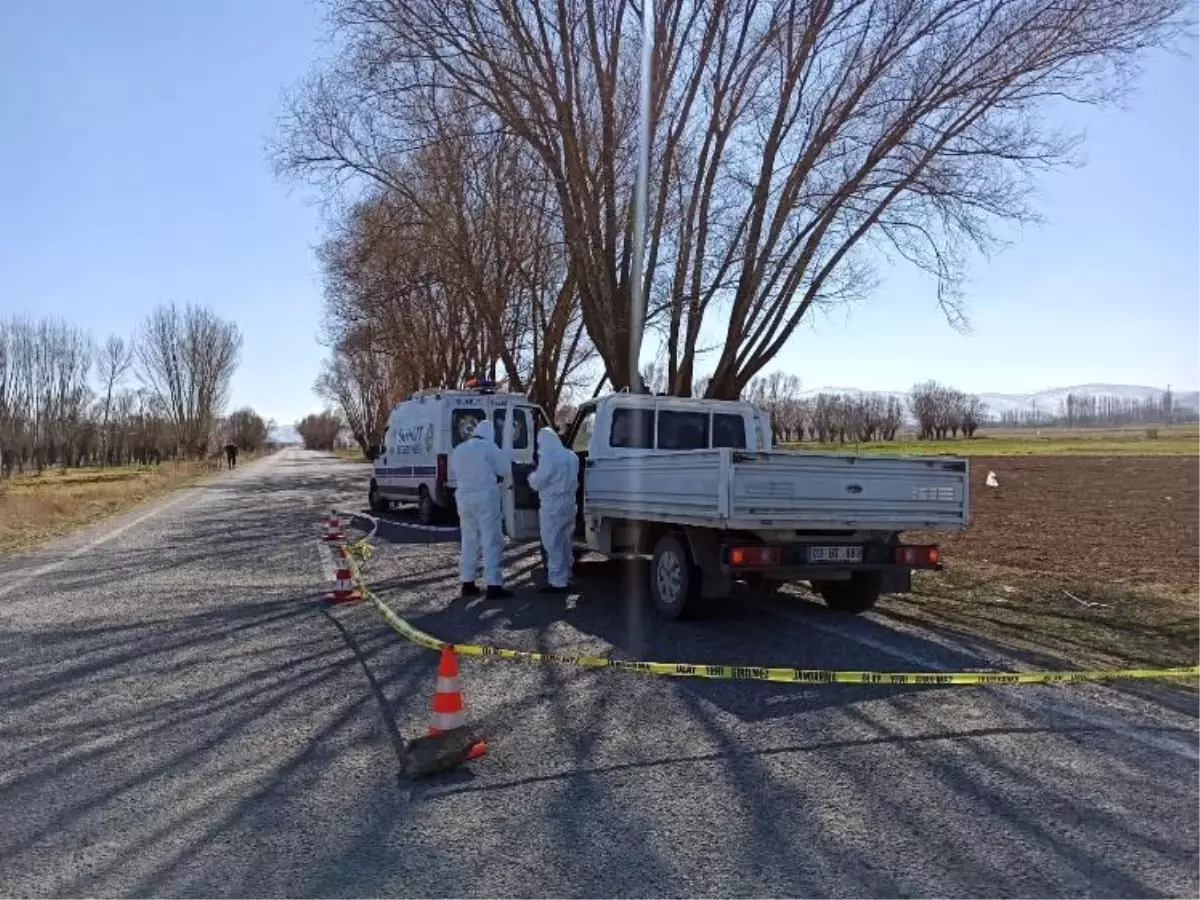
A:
[1,449,1193,898]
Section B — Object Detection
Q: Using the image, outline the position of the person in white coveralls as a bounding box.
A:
[527,426,580,594]
[449,419,512,599]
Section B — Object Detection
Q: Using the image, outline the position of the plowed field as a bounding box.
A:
[929,455,1199,587]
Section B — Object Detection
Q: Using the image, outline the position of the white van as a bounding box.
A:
[370,381,552,525]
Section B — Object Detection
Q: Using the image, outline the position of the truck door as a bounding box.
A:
[498,400,540,542]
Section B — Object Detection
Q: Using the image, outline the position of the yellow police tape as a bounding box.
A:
[338,537,1200,687]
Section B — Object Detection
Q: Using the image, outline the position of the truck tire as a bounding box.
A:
[817,573,882,615]
[368,480,389,514]
[418,488,439,526]
[650,533,702,620]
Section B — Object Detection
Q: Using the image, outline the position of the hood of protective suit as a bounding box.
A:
[473,419,495,443]
[536,426,564,456]
[528,425,577,503]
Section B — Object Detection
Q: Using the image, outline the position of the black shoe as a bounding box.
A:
[461,582,480,598]
[539,583,568,595]
[485,585,513,599]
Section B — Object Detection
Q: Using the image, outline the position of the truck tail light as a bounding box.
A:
[436,453,447,484]
[727,546,781,567]
[894,545,940,566]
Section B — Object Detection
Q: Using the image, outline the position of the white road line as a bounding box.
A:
[0,490,194,599]
[315,541,336,583]
[748,597,1200,761]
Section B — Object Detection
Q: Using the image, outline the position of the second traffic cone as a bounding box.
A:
[428,645,487,760]
[327,557,361,604]
[322,510,345,542]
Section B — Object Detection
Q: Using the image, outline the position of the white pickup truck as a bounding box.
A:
[496,392,969,619]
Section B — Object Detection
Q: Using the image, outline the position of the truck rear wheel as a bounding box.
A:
[817,573,882,615]
[650,533,702,620]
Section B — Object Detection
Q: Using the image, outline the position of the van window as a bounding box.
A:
[712,413,747,449]
[610,407,655,449]
[451,408,487,446]
[493,407,530,450]
[657,410,709,450]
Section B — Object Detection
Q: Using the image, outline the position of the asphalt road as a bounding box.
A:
[0,449,1196,898]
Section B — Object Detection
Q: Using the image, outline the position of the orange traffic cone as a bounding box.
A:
[327,557,361,604]
[429,645,487,760]
[322,510,345,542]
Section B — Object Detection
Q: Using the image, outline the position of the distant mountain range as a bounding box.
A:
[798,383,1200,420]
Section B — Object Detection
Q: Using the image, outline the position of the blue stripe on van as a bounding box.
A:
[376,465,438,478]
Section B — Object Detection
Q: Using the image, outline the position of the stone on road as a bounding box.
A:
[0,449,1195,897]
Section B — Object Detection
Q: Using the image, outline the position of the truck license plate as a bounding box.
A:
[807,545,863,564]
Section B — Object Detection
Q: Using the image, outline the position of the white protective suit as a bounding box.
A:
[527,427,579,588]
[451,419,509,586]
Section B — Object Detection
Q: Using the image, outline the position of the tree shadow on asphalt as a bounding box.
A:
[0,586,465,897]
[4,453,1193,898]
[383,554,1032,724]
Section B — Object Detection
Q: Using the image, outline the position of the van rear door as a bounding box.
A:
[499,399,540,542]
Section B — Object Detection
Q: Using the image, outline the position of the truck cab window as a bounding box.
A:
[712,413,747,449]
[657,410,709,450]
[610,407,655,449]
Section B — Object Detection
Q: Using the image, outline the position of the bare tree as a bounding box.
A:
[276,0,1184,397]
[315,344,397,458]
[95,335,133,465]
[226,407,270,452]
[136,303,242,457]
[296,411,344,451]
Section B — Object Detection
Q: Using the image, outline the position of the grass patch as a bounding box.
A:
[332,446,370,462]
[886,561,1198,679]
[0,459,240,555]
[782,425,1198,457]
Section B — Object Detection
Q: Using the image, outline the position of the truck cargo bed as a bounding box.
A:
[584,448,969,532]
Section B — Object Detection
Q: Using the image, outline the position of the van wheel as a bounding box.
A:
[650,533,701,620]
[368,480,389,513]
[817,573,882,614]
[418,489,439,526]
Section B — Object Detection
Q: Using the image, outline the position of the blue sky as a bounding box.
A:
[1,1,1196,424]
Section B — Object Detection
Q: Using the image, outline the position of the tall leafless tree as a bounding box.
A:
[276,0,1184,398]
[95,335,133,465]
[136,303,242,457]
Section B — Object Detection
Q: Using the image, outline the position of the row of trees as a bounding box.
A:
[275,0,1183,425]
[745,375,974,443]
[999,390,1193,428]
[642,365,972,442]
[0,306,264,477]
[296,412,345,451]
[909,381,987,439]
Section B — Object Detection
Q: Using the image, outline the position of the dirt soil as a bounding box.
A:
[926,455,1199,588]
[900,456,1198,672]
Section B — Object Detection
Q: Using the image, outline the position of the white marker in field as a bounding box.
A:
[985,471,999,488]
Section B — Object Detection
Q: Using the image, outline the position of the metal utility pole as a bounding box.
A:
[627,0,653,390]
[624,0,654,659]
